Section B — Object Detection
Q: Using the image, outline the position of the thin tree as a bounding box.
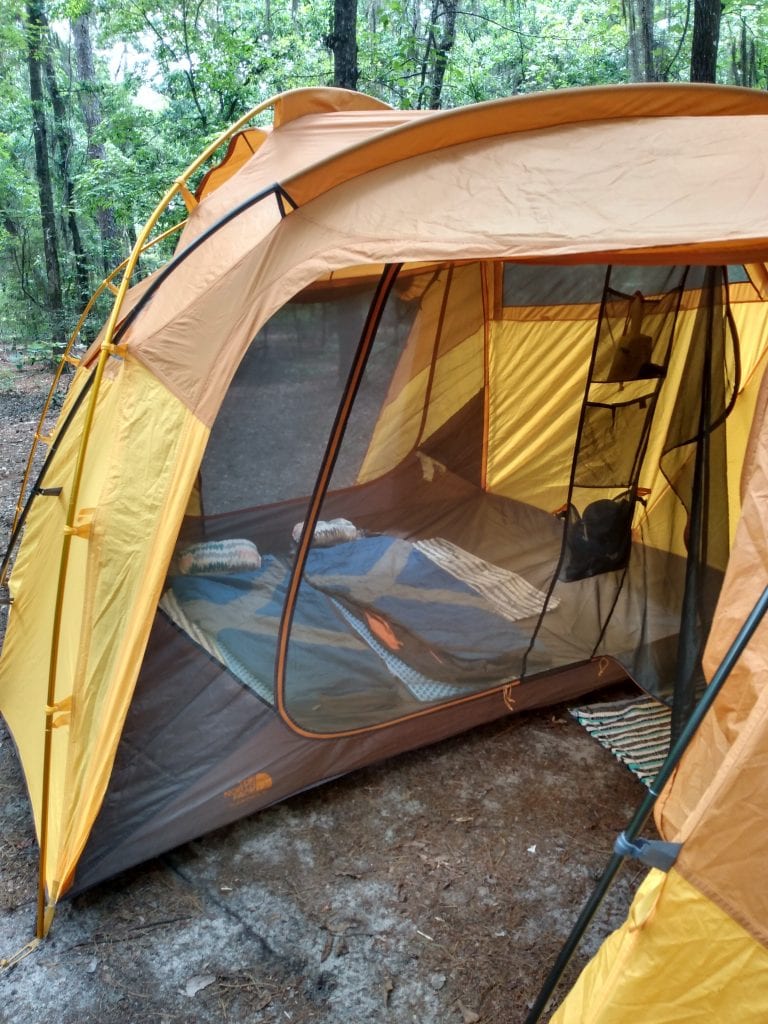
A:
[730,22,756,87]
[42,32,90,311]
[626,0,658,81]
[327,0,359,90]
[428,0,458,109]
[73,9,119,277]
[25,0,65,347]
[690,0,722,82]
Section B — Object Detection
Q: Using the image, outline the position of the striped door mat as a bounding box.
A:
[570,695,672,787]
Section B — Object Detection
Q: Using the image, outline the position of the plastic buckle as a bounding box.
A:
[614,832,682,871]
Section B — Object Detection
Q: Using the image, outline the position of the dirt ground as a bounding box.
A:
[0,359,652,1024]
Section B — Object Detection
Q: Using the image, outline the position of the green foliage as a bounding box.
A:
[100,0,332,134]
[0,0,767,362]
[720,2,768,88]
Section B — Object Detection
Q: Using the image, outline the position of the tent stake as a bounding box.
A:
[524,582,768,1024]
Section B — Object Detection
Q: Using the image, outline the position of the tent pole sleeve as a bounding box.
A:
[523,581,768,1024]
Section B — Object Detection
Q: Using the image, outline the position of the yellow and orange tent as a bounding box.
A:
[1,85,767,1018]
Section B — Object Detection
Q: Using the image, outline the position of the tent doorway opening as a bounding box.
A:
[167,259,742,729]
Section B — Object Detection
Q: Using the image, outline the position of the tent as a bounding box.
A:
[2,86,768,1007]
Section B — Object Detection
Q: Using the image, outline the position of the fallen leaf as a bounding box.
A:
[320,931,334,963]
[185,974,216,997]
[459,1001,481,1023]
[384,977,394,1007]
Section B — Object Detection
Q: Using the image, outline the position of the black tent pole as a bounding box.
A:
[670,267,716,743]
[524,582,768,1024]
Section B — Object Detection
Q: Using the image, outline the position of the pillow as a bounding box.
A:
[291,518,361,547]
[177,538,262,575]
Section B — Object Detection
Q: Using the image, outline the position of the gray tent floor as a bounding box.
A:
[0,363,653,1024]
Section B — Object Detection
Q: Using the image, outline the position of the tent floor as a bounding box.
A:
[73,458,687,892]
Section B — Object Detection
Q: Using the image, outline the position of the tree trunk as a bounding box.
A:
[417,0,440,108]
[42,36,91,311]
[627,0,657,81]
[729,25,754,86]
[25,0,65,348]
[126,220,144,282]
[73,10,119,277]
[328,0,359,90]
[367,0,380,32]
[428,0,458,109]
[690,0,721,82]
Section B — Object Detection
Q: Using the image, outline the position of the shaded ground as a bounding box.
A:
[0,360,651,1023]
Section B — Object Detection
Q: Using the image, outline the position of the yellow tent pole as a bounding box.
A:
[33,90,294,938]
[36,340,112,937]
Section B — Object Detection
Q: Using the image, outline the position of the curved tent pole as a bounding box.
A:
[32,89,313,939]
[524,582,768,1023]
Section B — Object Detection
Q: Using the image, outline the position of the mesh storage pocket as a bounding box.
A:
[555,271,689,583]
[559,394,654,582]
[574,397,656,488]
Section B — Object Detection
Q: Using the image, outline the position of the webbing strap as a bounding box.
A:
[101,341,128,358]
[63,508,94,540]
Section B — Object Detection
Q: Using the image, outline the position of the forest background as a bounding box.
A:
[0,0,761,363]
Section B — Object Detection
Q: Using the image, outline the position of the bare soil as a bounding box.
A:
[0,359,651,1023]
